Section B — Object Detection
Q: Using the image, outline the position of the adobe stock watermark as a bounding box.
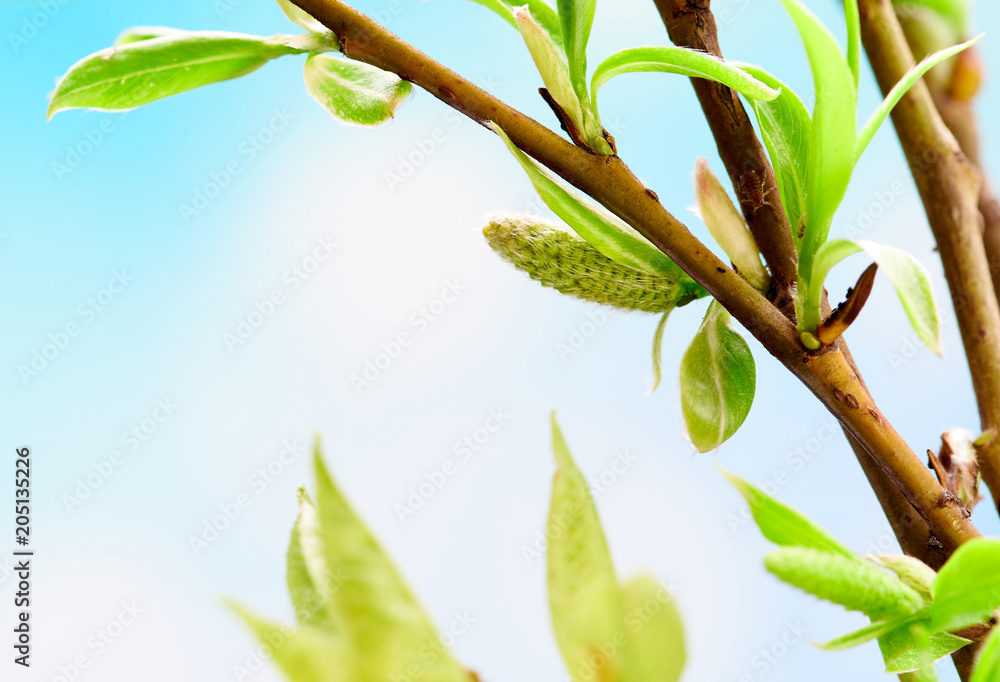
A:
[737,620,810,681]
[189,439,306,556]
[51,113,130,181]
[349,278,467,394]
[223,235,339,352]
[556,308,614,362]
[393,408,511,522]
[8,0,72,53]
[842,179,909,239]
[50,601,145,682]
[62,398,179,514]
[180,108,294,223]
[726,415,839,533]
[520,448,638,565]
[18,269,135,386]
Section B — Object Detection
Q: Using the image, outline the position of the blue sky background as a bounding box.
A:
[2,0,999,680]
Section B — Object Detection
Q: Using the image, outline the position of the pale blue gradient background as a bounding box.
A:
[2,0,999,680]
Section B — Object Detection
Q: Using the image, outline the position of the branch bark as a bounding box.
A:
[652,0,798,311]
[290,0,981,550]
[857,0,1000,518]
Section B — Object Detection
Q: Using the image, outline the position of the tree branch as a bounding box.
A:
[290,0,981,549]
[857,0,1000,518]
[652,0,799,311]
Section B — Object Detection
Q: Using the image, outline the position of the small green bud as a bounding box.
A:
[484,216,694,313]
[867,554,936,599]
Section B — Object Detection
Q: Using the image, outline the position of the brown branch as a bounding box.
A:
[290,0,981,549]
[857,0,1000,519]
[652,0,798,311]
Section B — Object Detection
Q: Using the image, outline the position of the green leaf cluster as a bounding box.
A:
[727,471,1000,678]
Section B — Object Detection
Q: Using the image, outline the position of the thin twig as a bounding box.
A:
[652,0,799,311]
[857,0,1000,518]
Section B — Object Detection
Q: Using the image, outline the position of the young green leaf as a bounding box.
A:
[778,0,858,272]
[878,621,971,674]
[590,47,780,113]
[455,0,564,48]
[619,576,686,682]
[818,617,906,651]
[843,0,862,86]
[765,547,925,620]
[679,302,756,452]
[929,538,1000,632]
[650,308,675,394]
[228,605,350,682]
[492,125,689,278]
[286,489,334,629]
[722,470,856,558]
[114,26,188,45]
[483,217,704,312]
[556,0,596,101]
[738,65,811,244]
[276,0,328,33]
[515,7,585,137]
[303,54,412,126]
[48,31,306,119]
[856,35,982,161]
[868,554,937,599]
[808,239,942,353]
[311,446,470,682]
[970,623,1000,682]
[548,414,623,682]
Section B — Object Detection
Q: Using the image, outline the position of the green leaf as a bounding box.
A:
[311,445,470,682]
[970,623,1000,682]
[879,621,971,673]
[844,0,862,87]
[492,125,690,279]
[303,54,412,126]
[930,538,1000,632]
[650,308,674,394]
[892,0,968,35]
[779,0,858,272]
[114,26,188,45]
[276,0,328,33]
[286,489,334,629]
[591,47,780,113]
[856,35,982,161]
[515,7,584,135]
[228,605,350,682]
[868,554,937,599]
[619,576,686,682]
[548,414,623,682]
[722,470,856,558]
[819,617,906,650]
[809,239,942,353]
[48,30,304,119]
[679,302,755,452]
[738,65,811,245]
[454,0,564,48]
[765,547,925,620]
[556,0,596,101]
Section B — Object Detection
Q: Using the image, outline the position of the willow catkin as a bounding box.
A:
[484,217,694,313]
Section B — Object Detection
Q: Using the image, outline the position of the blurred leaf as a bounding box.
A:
[49,30,304,119]
[229,605,351,682]
[286,489,334,629]
[810,239,942,354]
[879,621,971,673]
[311,447,470,681]
[778,0,857,271]
[765,547,925,620]
[679,302,755,452]
[892,0,968,34]
[591,46,779,111]
[929,538,1000,632]
[619,576,685,682]
[739,65,811,244]
[492,125,692,279]
[114,26,188,45]
[970,624,1000,682]
[868,554,937,599]
[548,414,623,682]
[723,470,856,557]
[856,35,982,160]
[276,0,328,33]
[303,54,412,126]
[556,0,596,101]
[819,617,905,650]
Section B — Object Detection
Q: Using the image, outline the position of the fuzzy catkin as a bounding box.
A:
[484,217,691,313]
